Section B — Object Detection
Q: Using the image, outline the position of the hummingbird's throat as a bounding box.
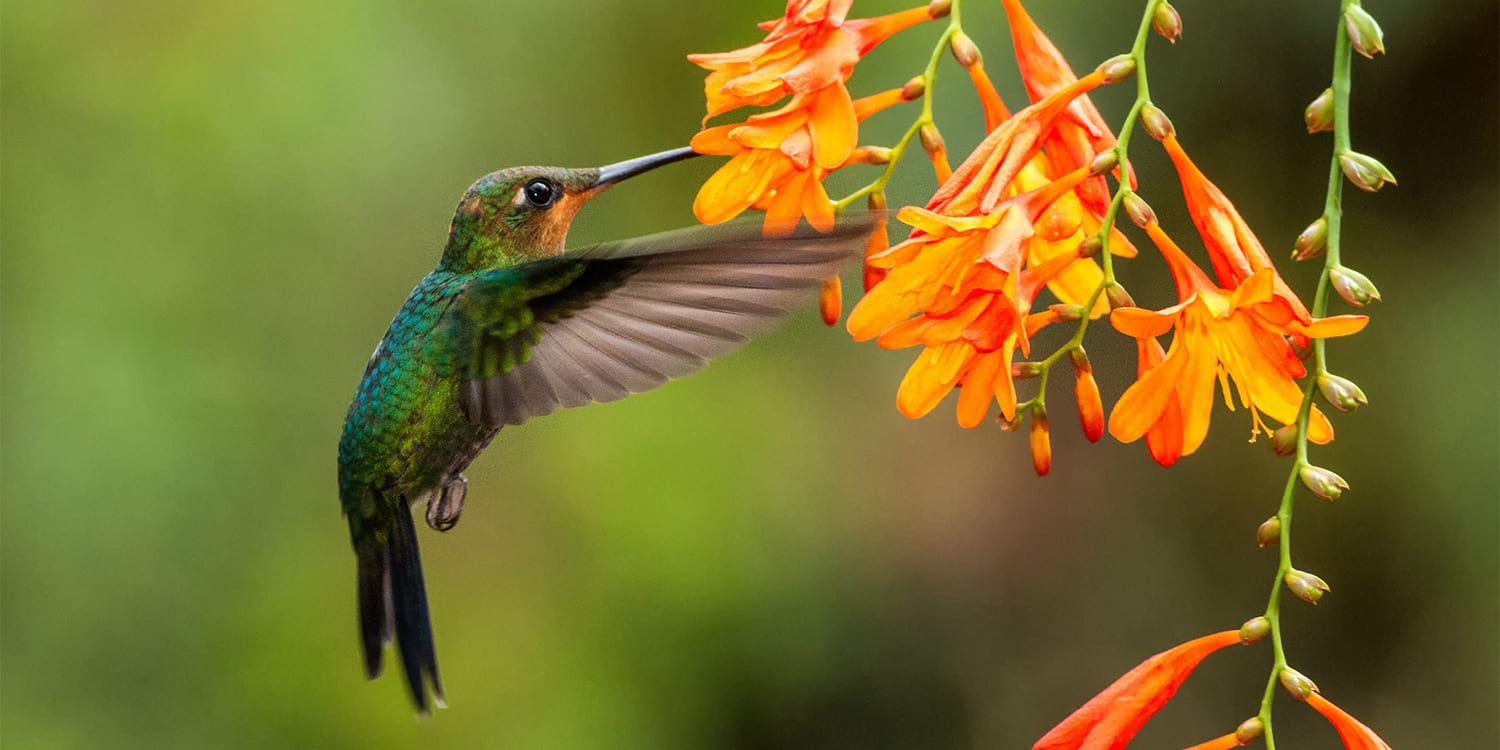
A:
[529,189,594,257]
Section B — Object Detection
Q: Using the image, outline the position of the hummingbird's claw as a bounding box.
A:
[425,476,467,532]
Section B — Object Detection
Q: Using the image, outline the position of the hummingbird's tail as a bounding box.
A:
[356,501,444,714]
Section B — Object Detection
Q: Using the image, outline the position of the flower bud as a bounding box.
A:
[819,276,841,326]
[1329,265,1381,307]
[1049,304,1085,322]
[1343,4,1386,59]
[920,124,951,182]
[1235,717,1265,744]
[998,413,1023,432]
[927,0,952,20]
[1011,362,1043,380]
[1122,193,1156,228]
[1088,149,1120,176]
[1305,87,1335,133]
[950,31,981,68]
[1339,151,1397,192]
[1030,405,1052,476]
[1257,517,1282,547]
[1286,569,1331,604]
[901,76,926,101]
[1105,282,1135,310]
[1077,234,1104,258]
[1152,1,1183,43]
[1270,425,1299,457]
[1140,104,1175,141]
[855,145,892,165]
[1293,217,1328,260]
[1318,373,1368,413]
[1072,351,1104,443]
[1279,667,1318,700]
[1097,54,1137,84]
[1300,464,1349,500]
[1239,616,1271,644]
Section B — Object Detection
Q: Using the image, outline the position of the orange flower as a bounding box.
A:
[1307,693,1395,750]
[1032,630,1243,750]
[1109,223,1368,457]
[1180,734,1242,750]
[688,2,932,235]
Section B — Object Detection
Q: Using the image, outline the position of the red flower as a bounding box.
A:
[1033,630,1244,750]
[1307,693,1395,750]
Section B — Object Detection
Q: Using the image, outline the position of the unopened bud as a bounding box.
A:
[1011,362,1043,380]
[1286,569,1331,604]
[857,145,892,165]
[1239,616,1271,644]
[868,192,887,212]
[1235,717,1265,744]
[1071,351,1104,443]
[1030,405,1052,476]
[1279,667,1318,700]
[901,76,926,101]
[1152,1,1183,43]
[1105,282,1135,309]
[1339,151,1397,191]
[1343,4,1386,59]
[1077,234,1104,258]
[1257,517,1282,547]
[919,124,945,155]
[1293,217,1329,260]
[1329,265,1381,307]
[1270,425,1299,457]
[1088,149,1120,176]
[1305,87,1335,133]
[950,32,981,68]
[1097,54,1137,84]
[1140,104,1175,141]
[1318,373,1368,413]
[819,276,841,327]
[926,0,952,19]
[1050,304,1085,323]
[1122,193,1156,228]
[998,413,1023,432]
[1300,464,1349,500]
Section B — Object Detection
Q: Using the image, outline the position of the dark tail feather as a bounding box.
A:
[357,505,445,714]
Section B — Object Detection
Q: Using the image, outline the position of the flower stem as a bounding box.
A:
[1255,5,1357,748]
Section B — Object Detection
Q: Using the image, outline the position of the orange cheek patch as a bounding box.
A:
[534,191,592,256]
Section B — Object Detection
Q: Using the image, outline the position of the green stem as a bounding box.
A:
[1255,4,1355,748]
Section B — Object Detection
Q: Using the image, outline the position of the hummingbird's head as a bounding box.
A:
[440,146,697,270]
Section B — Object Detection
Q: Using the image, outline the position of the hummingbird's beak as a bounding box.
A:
[591,146,699,189]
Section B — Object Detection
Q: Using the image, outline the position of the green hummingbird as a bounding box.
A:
[337,146,872,713]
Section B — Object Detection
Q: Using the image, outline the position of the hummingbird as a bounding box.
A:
[337,145,872,713]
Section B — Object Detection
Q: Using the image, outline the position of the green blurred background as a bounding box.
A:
[3,0,1495,747]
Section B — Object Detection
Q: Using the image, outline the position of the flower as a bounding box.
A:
[1032,630,1244,750]
[1306,693,1395,750]
[688,1,933,235]
[1179,734,1242,750]
[1108,222,1368,460]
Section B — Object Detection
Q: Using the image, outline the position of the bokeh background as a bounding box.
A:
[3,0,1495,748]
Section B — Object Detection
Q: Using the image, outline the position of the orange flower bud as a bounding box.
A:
[1294,216,1329,260]
[1257,517,1282,547]
[1279,667,1318,700]
[950,31,982,68]
[1097,54,1137,83]
[901,76,926,101]
[1105,282,1136,309]
[1329,265,1382,307]
[1140,104,1175,141]
[1339,151,1397,191]
[1270,425,1299,456]
[1153,1,1183,43]
[1318,373,1368,413]
[1235,717,1265,744]
[919,123,952,182]
[1343,5,1386,58]
[1305,87,1335,133]
[1300,464,1349,500]
[1286,568,1331,604]
[1030,405,1052,476]
[1073,362,1105,443]
[1239,616,1271,644]
[1122,192,1156,229]
[819,276,842,326]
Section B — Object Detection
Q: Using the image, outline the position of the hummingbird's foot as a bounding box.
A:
[426,475,467,532]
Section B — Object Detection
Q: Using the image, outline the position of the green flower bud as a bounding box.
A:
[1077,234,1104,258]
[1140,104,1175,141]
[1011,362,1043,380]
[1318,373,1369,413]
[1122,193,1156,228]
[950,31,981,68]
[1236,717,1266,743]
[1257,517,1282,547]
[901,77,926,101]
[1339,151,1398,191]
[1343,4,1386,59]
[1279,667,1318,700]
[1305,87,1335,133]
[1239,616,1271,644]
[1097,54,1137,84]
[927,0,953,20]
[1286,569,1331,604]
[1270,425,1299,457]
[1329,265,1382,307]
[1152,1,1183,43]
[1300,464,1349,500]
[1294,217,1328,260]
[1088,149,1120,176]
[1050,304,1085,323]
[1105,282,1136,310]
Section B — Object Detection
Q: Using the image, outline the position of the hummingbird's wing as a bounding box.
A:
[448,218,874,428]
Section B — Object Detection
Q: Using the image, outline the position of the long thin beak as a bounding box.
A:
[592,146,699,188]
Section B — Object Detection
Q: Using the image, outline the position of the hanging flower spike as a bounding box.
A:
[1032,630,1245,750]
[1109,222,1368,457]
[1162,134,1312,327]
[688,2,935,236]
[1306,693,1395,750]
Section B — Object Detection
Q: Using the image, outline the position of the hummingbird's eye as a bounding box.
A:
[523,179,558,208]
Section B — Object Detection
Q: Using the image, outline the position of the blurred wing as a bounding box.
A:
[455,219,872,427]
